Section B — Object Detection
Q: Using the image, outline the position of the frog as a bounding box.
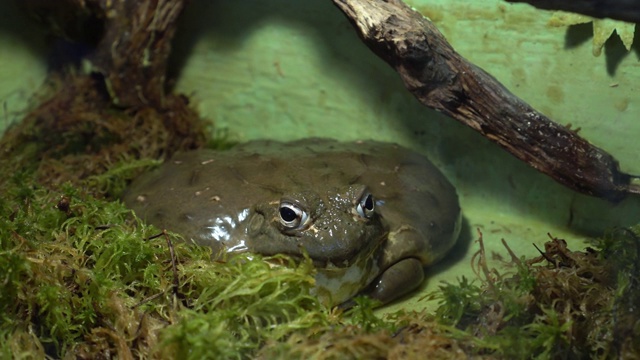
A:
[123,138,461,307]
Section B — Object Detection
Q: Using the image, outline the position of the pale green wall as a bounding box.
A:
[0,1,48,130]
[1,0,639,311]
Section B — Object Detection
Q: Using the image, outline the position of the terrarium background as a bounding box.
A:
[1,0,638,313]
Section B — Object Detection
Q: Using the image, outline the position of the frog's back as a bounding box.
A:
[124,138,460,264]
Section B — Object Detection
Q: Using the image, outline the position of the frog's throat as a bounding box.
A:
[312,241,383,306]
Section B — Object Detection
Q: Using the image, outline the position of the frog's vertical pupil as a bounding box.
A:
[280,207,297,222]
[364,194,374,210]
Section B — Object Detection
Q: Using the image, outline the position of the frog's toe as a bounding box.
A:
[362,258,424,305]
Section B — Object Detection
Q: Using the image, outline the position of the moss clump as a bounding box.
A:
[159,255,324,359]
[259,300,481,359]
[0,72,209,199]
[0,171,332,359]
[2,162,639,359]
[1,159,639,359]
[431,229,640,359]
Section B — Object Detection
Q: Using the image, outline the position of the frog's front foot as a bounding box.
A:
[364,258,424,304]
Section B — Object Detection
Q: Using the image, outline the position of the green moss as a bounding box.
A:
[206,127,238,151]
[0,171,338,358]
[427,229,640,359]
[345,296,394,333]
[434,276,483,326]
[85,158,162,198]
[159,254,325,359]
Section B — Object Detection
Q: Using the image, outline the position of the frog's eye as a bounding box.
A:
[356,192,375,219]
[279,202,310,229]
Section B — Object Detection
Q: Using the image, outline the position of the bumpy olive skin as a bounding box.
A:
[124,138,461,306]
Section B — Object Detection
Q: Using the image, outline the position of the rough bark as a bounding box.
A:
[90,0,186,108]
[505,0,640,23]
[333,0,639,202]
[21,0,187,108]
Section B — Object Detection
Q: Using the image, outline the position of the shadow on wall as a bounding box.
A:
[0,2,48,61]
[0,2,94,71]
[564,22,640,76]
[168,0,421,126]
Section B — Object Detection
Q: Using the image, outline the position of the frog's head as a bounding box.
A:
[246,184,387,306]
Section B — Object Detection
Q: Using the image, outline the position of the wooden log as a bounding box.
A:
[333,0,640,201]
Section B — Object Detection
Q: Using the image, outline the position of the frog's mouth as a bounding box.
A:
[311,232,387,307]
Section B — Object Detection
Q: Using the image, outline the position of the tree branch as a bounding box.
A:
[333,0,639,201]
